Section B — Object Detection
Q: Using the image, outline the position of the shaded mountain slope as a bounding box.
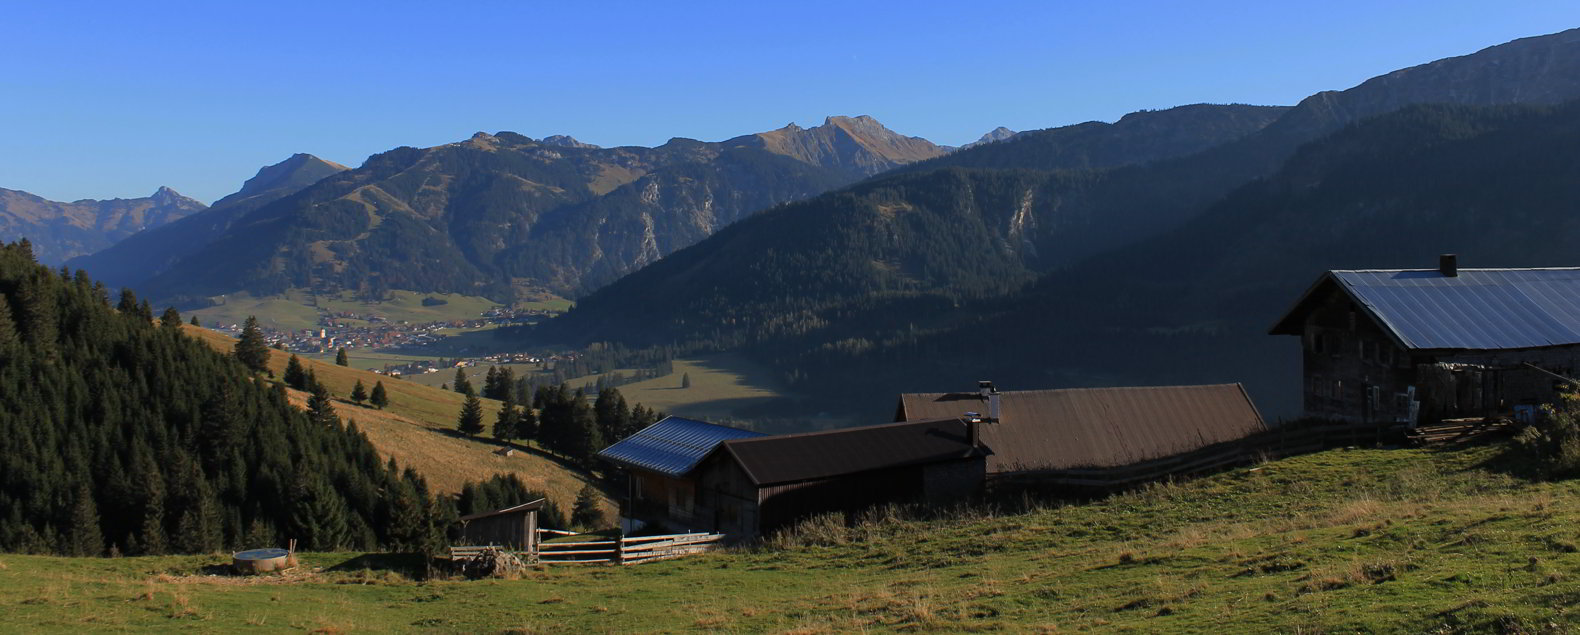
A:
[0,186,205,265]
[67,154,348,289]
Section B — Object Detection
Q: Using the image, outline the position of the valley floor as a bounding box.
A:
[2,444,1575,633]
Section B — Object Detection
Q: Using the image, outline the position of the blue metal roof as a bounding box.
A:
[1332,268,1580,350]
[595,416,765,477]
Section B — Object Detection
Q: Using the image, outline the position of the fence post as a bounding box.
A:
[616,535,625,565]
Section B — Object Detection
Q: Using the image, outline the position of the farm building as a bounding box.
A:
[1270,256,1580,425]
[454,499,544,551]
[596,416,767,534]
[599,416,989,538]
[895,381,1267,489]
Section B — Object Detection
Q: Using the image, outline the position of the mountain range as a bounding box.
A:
[537,27,1580,419]
[0,186,206,265]
[81,116,950,305]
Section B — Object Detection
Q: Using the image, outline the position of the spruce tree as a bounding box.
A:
[189,315,201,327]
[68,483,105,557]
[284,354,307,390]
[457,393,485,435]
[493,395,519,440]
[453,367,474,396]
[565,389,604,467]
[0,300,16,355]
[307,378,339,426]
[570,484,604,530]
[483,366,501,400]
[233,316,271,372]
[335,347,349,366]
[681,372,692,389]
[370,380,390,409]
[159,306,182,330]
[351,380,368,406]
[116,288,139,315]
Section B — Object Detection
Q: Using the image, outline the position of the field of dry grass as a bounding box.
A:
[185,325,606,512]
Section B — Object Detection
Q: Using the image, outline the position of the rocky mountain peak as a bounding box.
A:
[540,135,600,149]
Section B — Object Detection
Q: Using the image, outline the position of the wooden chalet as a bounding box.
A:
[599,416,989,539]
[1270,256,1580,426]
[454,499,544,552]
[596,416,766,534]
[896,381,1267,489]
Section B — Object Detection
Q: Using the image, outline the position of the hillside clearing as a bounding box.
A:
[3,444,1575,632]
[185,325,604,511]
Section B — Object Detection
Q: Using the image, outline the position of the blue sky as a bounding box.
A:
[4,1,1579,203]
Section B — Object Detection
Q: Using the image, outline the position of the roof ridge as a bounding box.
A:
[725,417,964,445]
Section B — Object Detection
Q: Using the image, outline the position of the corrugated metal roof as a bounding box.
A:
[1323,268,1580,350]
[722,418,983,486]
[897,384,1266,473]
[596,416,765,477]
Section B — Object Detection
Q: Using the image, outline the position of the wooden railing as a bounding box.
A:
[449,530,725,566]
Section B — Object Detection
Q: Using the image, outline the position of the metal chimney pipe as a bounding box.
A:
[1440,254,1458,277]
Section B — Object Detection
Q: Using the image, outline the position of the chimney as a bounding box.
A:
[967,418,981,447]
[1440,254,1458,277]
[978,380,1001,423]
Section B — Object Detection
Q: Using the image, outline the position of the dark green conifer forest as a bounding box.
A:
[0,241,450,555]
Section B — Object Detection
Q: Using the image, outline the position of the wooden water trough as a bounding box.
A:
[450,530,724,566]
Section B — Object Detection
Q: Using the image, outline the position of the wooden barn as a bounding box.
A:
[599,416,989,538]
[694,418,987,537]
[1270,256,1580,426]
[596,416,767,534]
[895,381,1267,489]
[454,499,544,551]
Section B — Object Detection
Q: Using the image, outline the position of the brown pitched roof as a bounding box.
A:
[896,384,1265,473]
[457,499,545,523]
[720,418,984,487]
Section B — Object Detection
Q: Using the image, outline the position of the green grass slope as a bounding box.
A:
[2,444,1575,632]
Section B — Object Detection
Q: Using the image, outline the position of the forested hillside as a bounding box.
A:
[791,101,1580,419]
[0,240,450,555]
[67,154,348,290]
[537,27,1580,421]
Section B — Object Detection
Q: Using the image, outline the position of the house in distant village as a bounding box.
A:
[1270,255,1580,426]
[598,416,988,538]
[896,381,1267,489]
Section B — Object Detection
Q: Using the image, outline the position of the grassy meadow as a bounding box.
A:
[184,325,604,512]
[3,443,1576,632]
[186,289,569,331]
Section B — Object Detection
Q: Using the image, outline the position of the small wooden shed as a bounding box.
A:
[455,499,544,552]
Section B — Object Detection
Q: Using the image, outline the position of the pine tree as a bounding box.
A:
[681,372,692,389]
[457,393,485,435]
[453,367,474,396]
[595,388,632,443]
[68,483,104,557]
[565,389,604,467]
[116,288,139,316]
[159,306,182,330]
[0,300,17,355]
[483,366,501,400]
[518,404,539,442]
[233,316,271,372]
[570,484,605,530]
[335,348,349,366]
[493,394,519,440]
[189,315,201,327]
[350,380,368,406]
[370,380,390,409]
[307,378,339,426]
[284,354,307,390]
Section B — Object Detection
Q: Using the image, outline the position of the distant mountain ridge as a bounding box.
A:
[130,115,949,303]
[67,154,349,289]
[533,27,1580,420]
[0,186,206,265]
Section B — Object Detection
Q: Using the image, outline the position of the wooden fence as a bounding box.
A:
[449,530,724,566]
